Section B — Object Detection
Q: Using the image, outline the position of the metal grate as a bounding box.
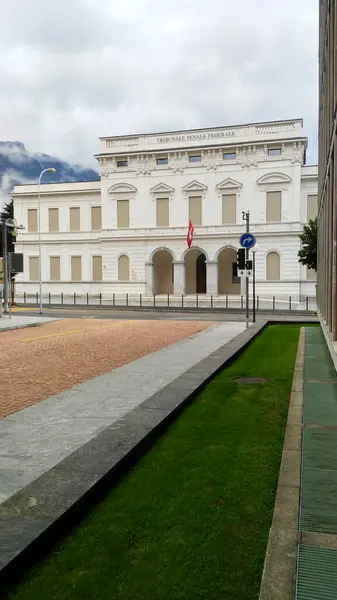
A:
[296,545,337,599]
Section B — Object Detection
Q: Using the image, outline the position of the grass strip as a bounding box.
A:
[6,324,302,600]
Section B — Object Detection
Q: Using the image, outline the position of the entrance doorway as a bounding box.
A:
[184,249,207,294]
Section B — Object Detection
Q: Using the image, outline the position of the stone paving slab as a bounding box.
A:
[0,319,267,589]
[0,315,59,331]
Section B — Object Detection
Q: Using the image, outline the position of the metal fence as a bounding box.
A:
[10,292,317,313]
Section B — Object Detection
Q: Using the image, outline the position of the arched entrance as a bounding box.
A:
[218,248,240,295]
[153,249,173,294]
[185,248,207,294]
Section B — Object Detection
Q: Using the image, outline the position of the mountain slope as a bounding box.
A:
[0,141,99,199]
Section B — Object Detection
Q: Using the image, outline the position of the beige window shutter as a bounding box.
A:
[27,209,38,232]
[69,207,80,231]
[92,255,102,280]
[48,208,59,232]
[266,191,281,222]
[117,200,130,228]
[156,198,169,227]
[188,196,202,226]
[307,267,316,280]
[29,257,39,281]
[91,206,102,231]
[71,256,82,281]
[222,194,236,224]
[49,256,60,281]
[307,195,318,221]
[118,255,129,280]
[266,252,280,280]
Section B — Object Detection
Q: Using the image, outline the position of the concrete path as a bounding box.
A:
[0,321,245,505]
[0,314,59,331]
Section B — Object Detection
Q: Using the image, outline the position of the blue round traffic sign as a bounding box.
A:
[239,233,256,249]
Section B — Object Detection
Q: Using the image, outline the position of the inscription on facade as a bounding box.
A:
[106,137,139,147]
[156,131,235,144]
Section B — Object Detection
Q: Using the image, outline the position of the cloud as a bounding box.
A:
[0,0,318,166]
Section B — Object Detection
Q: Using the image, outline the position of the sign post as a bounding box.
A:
[240,217,256,329]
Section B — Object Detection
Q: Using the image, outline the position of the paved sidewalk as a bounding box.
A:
[0,314,59,331]
[0,321,245,505]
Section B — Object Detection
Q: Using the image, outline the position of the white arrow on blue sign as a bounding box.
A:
[239,233,256,249]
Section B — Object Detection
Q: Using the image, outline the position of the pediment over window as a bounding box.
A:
[150,182,174,195]
[108,182,137,194]
[182,180,208,193]
[216,177,242,191]
[257,172,291,185]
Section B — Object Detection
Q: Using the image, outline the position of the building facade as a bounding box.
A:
[12,119,318,300]
[317,0,337,339]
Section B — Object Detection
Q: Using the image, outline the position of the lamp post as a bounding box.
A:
[251,245,259,323]
[38,168,56,314]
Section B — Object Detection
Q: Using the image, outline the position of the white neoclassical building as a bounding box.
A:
[12,118,318,301]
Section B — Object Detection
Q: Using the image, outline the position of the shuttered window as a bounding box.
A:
[49,257,60,281]
[118,255,129,280]
[117,200,130,228]
[27,209,38,232]
[29,257,39,281]
[266,191,281,222]
[92,256,102,280]
[222,194,236,224]
[156,198,169,227]
[307,195,318,221]
[91,206,102,231]
[71,256,82,281]
[69,207,80,231]
[266,252,280,280]
[48,208,59,232]
[188,196,202,226]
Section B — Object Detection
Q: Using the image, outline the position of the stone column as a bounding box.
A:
[206,261,218,295]
[173,261,185,295]
[145,262,154,296]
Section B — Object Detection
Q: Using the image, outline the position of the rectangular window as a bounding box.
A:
[91,206,102,231]
[48,208,59,232]
[29,256,39,281]
[27,209,38,232]
[92,255,102,281]
[71,256,82,281]
[307,194,318,220]
[223,151,236,160]
[49,256,60,281]
[189,196,202,226]
[189,155,201,163]
[69,207,80,231]
[232,262,240,284]
[222,194,236,224]
[266,191,282,222]
[156,197,169,227]
[69,206,81,231]
[117,199,130,228]
[117,160,128,167]
[268,148,281,156]
[156,157,168,165]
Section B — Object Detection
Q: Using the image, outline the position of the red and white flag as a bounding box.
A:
[186,217,194,248]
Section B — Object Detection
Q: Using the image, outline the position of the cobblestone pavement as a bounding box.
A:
[0,318,213,419]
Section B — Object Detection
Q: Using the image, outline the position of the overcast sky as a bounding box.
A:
[0,0,318,168]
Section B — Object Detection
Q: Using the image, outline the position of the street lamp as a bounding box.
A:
[38,168,56,314]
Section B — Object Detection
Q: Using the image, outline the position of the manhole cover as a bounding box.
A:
[234,377,268,384]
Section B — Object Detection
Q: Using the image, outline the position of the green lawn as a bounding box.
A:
[7,325,303,600]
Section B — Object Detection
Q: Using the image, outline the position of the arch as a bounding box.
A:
[257,172,292,185]
[118,254,130,281]
[184,248,207,294]
[149,246,176,263]
[217,247,240,295]
[266,252,280,280]
[108,182,137,194]
[181,246,209,262]
[214,245,237,261]
[152,249,174,294]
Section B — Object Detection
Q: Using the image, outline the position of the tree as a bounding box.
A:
[0,198,15,257]
[298,217,317,272]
